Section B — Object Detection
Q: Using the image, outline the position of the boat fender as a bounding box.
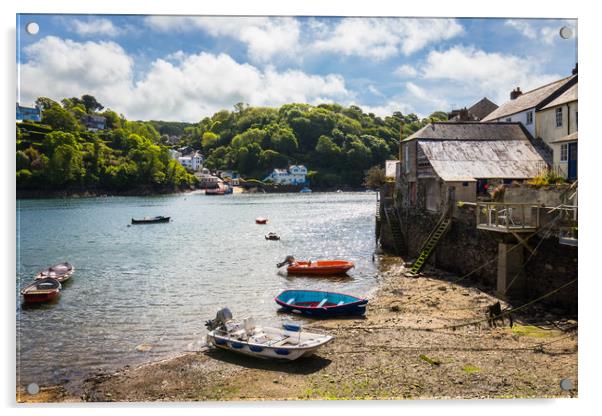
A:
[283,323,301,332]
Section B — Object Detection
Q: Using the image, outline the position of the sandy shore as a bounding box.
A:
[17,257,577,402]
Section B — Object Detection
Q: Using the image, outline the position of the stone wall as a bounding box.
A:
[504,184,571,207]
[379,202,577,312]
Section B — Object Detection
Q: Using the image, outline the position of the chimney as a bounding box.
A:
[458,108,469,121]
[510,87,523,100]
[572,63,578,75]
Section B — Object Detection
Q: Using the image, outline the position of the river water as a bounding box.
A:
[16,191,382,387]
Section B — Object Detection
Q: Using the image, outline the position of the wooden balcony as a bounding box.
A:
[476,203,540,233]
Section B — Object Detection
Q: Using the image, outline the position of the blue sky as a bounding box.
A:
[16,14,577,122]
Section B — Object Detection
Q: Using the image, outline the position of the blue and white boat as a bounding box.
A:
[275,289,368,317]
[205,308,333,360]
[299,187,312,193]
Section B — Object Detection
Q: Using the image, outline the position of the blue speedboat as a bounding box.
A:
[275,289,368,317]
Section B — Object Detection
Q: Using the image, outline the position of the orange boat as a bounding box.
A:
[286,260,355,276]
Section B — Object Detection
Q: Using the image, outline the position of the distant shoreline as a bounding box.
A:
[17,186,372,199]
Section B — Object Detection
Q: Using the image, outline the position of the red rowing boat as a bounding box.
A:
[286,260,355,276]
[21,278,61,304]
[255,217,268,224]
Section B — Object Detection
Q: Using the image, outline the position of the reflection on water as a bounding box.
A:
[16,192,379,386]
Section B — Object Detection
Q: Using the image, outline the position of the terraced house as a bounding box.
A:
[482,67,578,180]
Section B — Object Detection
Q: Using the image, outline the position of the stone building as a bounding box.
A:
[397,122,548,213]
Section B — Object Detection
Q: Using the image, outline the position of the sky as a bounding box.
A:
[16,15,577,122]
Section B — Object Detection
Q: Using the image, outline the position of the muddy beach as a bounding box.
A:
[17,257,577,402]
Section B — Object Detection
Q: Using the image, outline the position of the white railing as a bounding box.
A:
[476,202,540,232]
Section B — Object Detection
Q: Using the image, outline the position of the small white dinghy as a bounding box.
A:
[205,308,333,360]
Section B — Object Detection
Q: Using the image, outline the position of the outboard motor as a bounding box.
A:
[277,255,295,268]
[205,307,233,330]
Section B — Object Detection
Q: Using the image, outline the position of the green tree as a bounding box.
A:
[81,95,104,113]
[364,165,386,189]
[47,144,84,186]
[16,151,30,170]
[201,131,219,150]
[35,97,59,110]
[42,105,79,131]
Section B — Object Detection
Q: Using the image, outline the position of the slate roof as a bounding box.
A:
[482,75,576,121]
[418,140,547,180]
[467,97,499,120]
[403,121,532,142]
[540,83,578,110]
[403,122,547,181]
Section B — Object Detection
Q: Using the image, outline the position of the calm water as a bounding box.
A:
[16,192,382,387]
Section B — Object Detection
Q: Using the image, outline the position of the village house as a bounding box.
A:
[536,82,578,180]
[482,70,578,181]
[398,122,548,212]
[168,149,182,160]
[178,151,203,171]
[16,103,42,122]
[195,167,220,188]
[81,114,107,131]
[263,165,308,185]
[481,74,576,137]
[218,170,241,186]
[447,97,498,122]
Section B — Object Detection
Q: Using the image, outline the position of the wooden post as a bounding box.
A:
[497,242,524,297]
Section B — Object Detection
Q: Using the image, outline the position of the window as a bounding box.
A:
[505,117,512,122]
[556,107,563,128]
[560,143,568,161]
[526,111,533,125]
[404,144,410,174]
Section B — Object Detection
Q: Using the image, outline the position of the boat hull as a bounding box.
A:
[21,278,62,304]
[131,217,170,224]
[275,290,368,317]
[35,262,74,283]
[255,218,268,224]
[22,291,60,304]
[286,260,355,276]
[206,332,331,361]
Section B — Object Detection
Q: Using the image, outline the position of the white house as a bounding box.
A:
[178,151,203,171]
[264,165,308,185]
[481,74,576,137]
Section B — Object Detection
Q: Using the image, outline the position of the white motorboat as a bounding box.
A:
[205,308,333,360]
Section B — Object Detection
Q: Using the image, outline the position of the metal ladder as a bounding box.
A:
[408,208,452,275]
[383,198,404,255]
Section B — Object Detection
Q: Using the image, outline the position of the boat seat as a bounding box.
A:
[317,298,328,307]
[286,298,295,305]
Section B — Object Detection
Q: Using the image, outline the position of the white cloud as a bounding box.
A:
[394,64,418,78]
[144,16,300,62]
[19,37,350,122]
[504,20,537,39]
[368,85,384,97]
[405,82,448,109]
[19,36,133,106]
[358,99,415,118]
[505,19,577,45]
[70,18,121,37]
[313,18,463,59]
[421,46,562,104]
